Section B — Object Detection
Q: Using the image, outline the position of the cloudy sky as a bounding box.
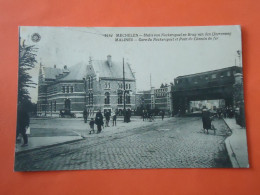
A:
[20,26,242,103]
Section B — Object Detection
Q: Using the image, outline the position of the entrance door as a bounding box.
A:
[65,99,71,111]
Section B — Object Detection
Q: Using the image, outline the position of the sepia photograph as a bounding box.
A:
[15,26,249,171]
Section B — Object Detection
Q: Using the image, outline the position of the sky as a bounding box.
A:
[20,26,242,103]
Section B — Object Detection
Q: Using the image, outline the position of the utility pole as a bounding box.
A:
[123,58,126,122]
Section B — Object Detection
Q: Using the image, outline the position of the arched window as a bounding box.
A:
[104,92,110,104]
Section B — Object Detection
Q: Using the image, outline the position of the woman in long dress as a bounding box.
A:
[202,108,211,134]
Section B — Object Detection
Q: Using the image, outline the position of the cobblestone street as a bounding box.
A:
[15,117,232,171]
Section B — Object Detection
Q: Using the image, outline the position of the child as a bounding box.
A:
[89,118,95,134]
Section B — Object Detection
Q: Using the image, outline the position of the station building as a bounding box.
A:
[37,63,86,117]
[85,55,136,115]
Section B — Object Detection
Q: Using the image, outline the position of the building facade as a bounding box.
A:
[136,85,173,113]
[153,85,173,112]
[37,63,86,117]
[85,55,136,115]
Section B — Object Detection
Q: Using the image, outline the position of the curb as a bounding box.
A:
[222,118,240,168]
[15,137,84,155]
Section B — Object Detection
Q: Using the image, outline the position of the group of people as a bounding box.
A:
[216,107,235,118]
[83,108,118,134]
[142,110,165,121]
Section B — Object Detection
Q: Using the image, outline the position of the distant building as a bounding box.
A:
[136,85,173,113]
[154,85,173,112]
[85,55,136,115]
[136,89,154,110]
[37,63,86,116]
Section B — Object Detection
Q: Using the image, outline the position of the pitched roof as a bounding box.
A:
[43,67,63,80]
[42,62,87,81]
[60,62,87,81]
[91,59,135,80]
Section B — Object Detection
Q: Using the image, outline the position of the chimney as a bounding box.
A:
[54,65,56,68]
[64,65,67,70]
[107,55,112,67]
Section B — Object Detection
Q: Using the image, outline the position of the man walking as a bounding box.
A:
[161,110,165,120]
[95,109,104,134]
[112,111,117,126]
[105,111,110,127]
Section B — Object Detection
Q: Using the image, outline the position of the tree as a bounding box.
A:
[18,41,38,106]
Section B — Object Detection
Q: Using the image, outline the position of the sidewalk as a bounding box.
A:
[15,136,83,153]
[223,118,249,168]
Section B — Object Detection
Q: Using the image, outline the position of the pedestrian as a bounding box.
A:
[112,111,117,126]
[105,111,110,127]
[161,110,165,120]
[17,105,30,147]
[89,118,95,134]
[83,107,88,123]
[202,108,211,134]
[126,109,131,123]
[95,109,104,134]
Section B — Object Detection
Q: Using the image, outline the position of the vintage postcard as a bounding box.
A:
[15,26,249,171]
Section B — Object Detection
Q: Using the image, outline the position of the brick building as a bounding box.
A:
[85,55,136,115]
[37,62,86,117]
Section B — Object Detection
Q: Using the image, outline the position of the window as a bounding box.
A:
[88,76,93,89]
[54,101,56,112]
[62,86,65,93]
[70,86,73,93]
[66,86,69,93]
[105,82,110,89]
[227,71,231,76]
[129,84,131,89]
[126,83,128,89]
[118,93,123,104]
[212,74,216,79]
[104,92,110,104]
[88,93,93,105]
[126,93,131,104]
